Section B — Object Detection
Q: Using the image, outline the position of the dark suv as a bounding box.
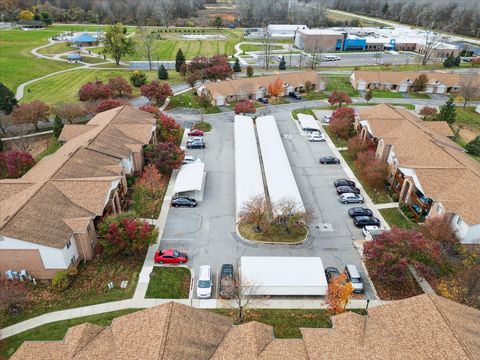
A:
[348,207,373,217]
[325,267,340,283]
[289,91,301,99]
[352,216,380,228]
[219,264,234,299]
[334,179,356,188]
[336,186,361,195]
[171,197,197,208]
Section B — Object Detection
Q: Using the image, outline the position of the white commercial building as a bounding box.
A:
[267,24,308,38]
[256,116,304,211]
[234,115,265,218]
[240,256,328,296]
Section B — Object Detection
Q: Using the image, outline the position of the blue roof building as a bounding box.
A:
[67,54,82,60]
[72,33,97,44]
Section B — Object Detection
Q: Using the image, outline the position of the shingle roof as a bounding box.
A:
[12,295,480,360]
[359,104,480,224]
[58,124,96,142]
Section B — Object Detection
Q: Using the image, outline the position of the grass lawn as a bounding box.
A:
[145,267,191,299]
[325,76,360,97]
[35,137,62,161]
[192,121,212,132]
[323,125,348,148]
[239,44,283,52]
[456,107,480,135]
[238,222,307,243]
[339,150,391,204]
[407,92,430,99]
[37,42,75,55]
[166,90,221,113]
[303,91,328,100]
[213,309,332,338]
[0,309,139,360]
[379,208,419,230]
[371,89,404,98]
[0,252,144,329]
[21,69,182,104]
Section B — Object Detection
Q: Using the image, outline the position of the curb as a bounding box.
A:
[235,222,309,246]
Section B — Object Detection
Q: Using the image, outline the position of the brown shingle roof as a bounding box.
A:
[12,296,480,360]
[58,124,96,142]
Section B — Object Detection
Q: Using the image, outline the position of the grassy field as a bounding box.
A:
[21,69,182,104]
[379,208,419,230]
[407,91,430,99]
[0,309,139,360]
[239,43,283,52]
[145,267,191,299]
[325,76,360,97]
[238,222,308,243]
[456,107,480,135]
[371,89,404,99]
[37,42,74,55]
[166,90,222,113]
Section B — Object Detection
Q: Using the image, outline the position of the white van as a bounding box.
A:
[344,264,364,293]
[197,265,213,299]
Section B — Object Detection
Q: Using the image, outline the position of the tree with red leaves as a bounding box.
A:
[140,81,173,106]
[186,71,201,88]
[330,106,355,139]
[139,104,160,116]
[107,76,132,97]
[95,99,123,113]
[419,106,438,120]
[268,79,285,102]
[346,135,368,159]
[421,215,458,246]
[354,150,387,193]
[78,81,112,102]
[145,141,185,173]
[189,55,232,81]
[156,112,182,142]
[11,100,50,130]
[0,150,35,179]
[364,227,442,287]
[132,164,165,218]
[97,212,158,256]
[328,90,352,107]
[234,99,256,115]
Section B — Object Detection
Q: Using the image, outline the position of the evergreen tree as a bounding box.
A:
[453,55,461,66]
[465,136,480,156]
[443,55,454,68]
[53,115,64,139]
[438,97,456,124]
[246,65,254,78]
[175,49,186,72]
[0,82,18,114]
[233,57,242,72]
[382,2,389,14]
[364,89,373,102]
[158,65,169,80]
[213,16,222,30]
[278,55,286,70]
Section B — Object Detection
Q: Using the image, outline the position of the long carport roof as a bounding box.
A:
[173,162,205,193]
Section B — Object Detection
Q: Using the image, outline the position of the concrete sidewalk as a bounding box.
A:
[375,202,399,209]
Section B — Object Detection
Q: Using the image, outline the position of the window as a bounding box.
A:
[456,217,462,226]
[70,255,76,265]
[66,240,71,249]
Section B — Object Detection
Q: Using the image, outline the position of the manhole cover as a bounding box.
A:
[315,223,333,232]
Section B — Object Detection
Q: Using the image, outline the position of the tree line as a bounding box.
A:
[332,0,480,38]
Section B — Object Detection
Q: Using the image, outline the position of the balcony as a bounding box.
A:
[407,190,432,221]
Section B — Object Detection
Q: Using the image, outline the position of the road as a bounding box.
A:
[159,110,377,300]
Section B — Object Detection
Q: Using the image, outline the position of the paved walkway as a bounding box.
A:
[375,202,399,209]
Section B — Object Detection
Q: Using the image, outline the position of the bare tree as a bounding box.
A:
[260,28,273,70]
[417,15,450,66]
[154,0,176,28]
[239,195,269,232]
[373,51,382,65]
[459,74,480,108]
[274,198,311,235]
[7,124,35,152]
[141,31,156,70]
[309,41,322,70]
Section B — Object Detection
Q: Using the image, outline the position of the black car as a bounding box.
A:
[348,207,373,218]
[325,267,341,283]
[319,156,340,164]
[171,196,197,208]
[258,97,268,104]
[289,91,302,100]
[353,216,380,228]
[187,140,205,149]
[219,264,234,299]
[334,179,356,188]
[336,186,361,195]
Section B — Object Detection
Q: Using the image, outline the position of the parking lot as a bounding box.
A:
[159,110,377,299]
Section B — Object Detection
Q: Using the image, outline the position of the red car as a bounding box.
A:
[154,249,188,264]
[188,129,204,137]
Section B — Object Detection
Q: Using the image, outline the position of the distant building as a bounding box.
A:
[295,29,344,52]
[17,20,45,29]
[71,33,98,47]
[267,24,308,38]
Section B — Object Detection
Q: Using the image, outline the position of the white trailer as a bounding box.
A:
[240,256,328,296]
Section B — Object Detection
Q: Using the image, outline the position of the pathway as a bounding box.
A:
[375,202,399,209]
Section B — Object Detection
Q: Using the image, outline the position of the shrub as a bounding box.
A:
[140,81,173,106]
[354,150,387,192]
[419,106,438,120]
[0,150,35,179]
[78,81,112,102]
[96,99,122,113]
[129,70,148,87]
[158,65,169,80]
[0,82,18,114]
[51,270,70,292]
[145,141,185,173]
[246,65,254,78]
[107,76,132,97]
[330,106,355,139]
[53,115,64,139]
[465,136,480,156]
[346,135,368,159]
[328,90,352,107]
[234,99,256,115]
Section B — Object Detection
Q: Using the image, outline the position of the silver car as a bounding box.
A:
[339,193,364,204]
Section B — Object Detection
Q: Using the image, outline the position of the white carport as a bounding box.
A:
[234,115,265,218]
[173,162,206,199]
[297,113,320,131]
[256,115,304,211]
[240,256,328,296]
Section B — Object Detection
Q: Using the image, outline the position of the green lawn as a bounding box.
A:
[303,91,329,100]
[37,42,75,55]
[456,107,480,134]
[379,208,419,230]
[323,125,348,148]
[213,309,333,338]
[371,89,404,99]
[239,44,283,52]
[145,267,191,299]
[325,76,360,97]
[0,309,139,360]
[21,69,182,104]
[166,90,222,113]
[407,92,430,99]
[238,222,307,243]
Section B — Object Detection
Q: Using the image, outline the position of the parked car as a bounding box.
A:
[183,155,201,165]
[188,129,204,137]
[258,97,268,104]
[187,139,205,149]
[323,114,332,123]
[325,267,340,283]
[334,179,356,188]
[336,186,361,195]
[289,91,302,100]
[319,156,340,164]
[352,215,380,228]
[154,249,188,264]
[187,136,203,144]
[219,264,234,299]
[171,196,197,208]
[339,193,364,204]
[344,264,364,293]
[348,207,373,217]
[197,265,213,299]
[362,225,383,237]
[308,131,326,142]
